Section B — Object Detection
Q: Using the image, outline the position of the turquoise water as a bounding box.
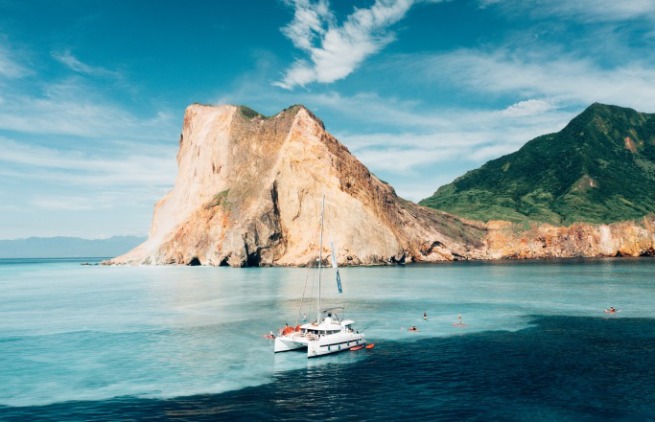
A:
[1,258,654,419]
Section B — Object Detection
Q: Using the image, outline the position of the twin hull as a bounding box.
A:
[274,330,366,358]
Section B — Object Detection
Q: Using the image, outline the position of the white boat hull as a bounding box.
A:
[274,330,366,357]
[274,335,307,353]
[307,331,366,358]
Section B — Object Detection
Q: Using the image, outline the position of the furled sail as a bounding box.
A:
[330,241,338,268]
[335,269,343,294]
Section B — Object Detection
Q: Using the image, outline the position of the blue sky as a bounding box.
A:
[1,0,654,239]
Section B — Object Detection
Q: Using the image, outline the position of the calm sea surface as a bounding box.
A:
[1,257,654,421]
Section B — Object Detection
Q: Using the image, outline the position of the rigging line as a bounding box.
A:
[323,198,343,294]
[324,198,336,265]
[317,194,325,324]
[296,262,313,326]
[298,212,323,325]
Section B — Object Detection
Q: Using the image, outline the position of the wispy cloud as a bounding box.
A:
[0,43,28,79]
[52,50,122,79]
[0,77,176,139]
[0,137,176,189]
[0,34,182,237]
[338,105,570,169]
[501,99,557,117]
[0,136,175,231]
[482,0,655,22]
[275,0,414,89]
[410,48,655,111]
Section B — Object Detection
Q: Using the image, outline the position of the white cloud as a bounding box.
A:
[276,0,414,89]
[482,0,655,22]
[0,78,176,139]
[0,137,176,188]
[335,104,572,173]
[0,43,28,79]
[52,50,122,79]
[0,36,182,238]
[280,0,332,51]
[412,48,655,112]
[540,0,655,21]
[501,99,557,117]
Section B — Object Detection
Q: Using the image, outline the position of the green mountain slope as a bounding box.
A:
[420,103,655,225]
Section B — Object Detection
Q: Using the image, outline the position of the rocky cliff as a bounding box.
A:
[108,104,655,267]
[486,216,655,259]
[108,104,488,266]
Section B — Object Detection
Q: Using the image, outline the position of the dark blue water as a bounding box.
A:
[3,315,654,421]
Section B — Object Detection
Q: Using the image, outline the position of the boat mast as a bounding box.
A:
[317,194,325,323]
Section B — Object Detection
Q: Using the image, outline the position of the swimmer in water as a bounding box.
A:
[453,314,468,327]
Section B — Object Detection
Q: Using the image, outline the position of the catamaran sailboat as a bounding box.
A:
[274,196,366,358]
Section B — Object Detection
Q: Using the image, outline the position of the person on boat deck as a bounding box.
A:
[609,307,616,313]
[409,325,418,331]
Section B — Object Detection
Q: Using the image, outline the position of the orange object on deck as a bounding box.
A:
[282,326,294,335]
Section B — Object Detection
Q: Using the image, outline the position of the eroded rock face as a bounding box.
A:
[108,104,655,266]
[485,217,655,259]
[108,104,488,266]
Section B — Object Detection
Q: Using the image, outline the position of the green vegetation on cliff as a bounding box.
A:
[237,105,263,120]
[420,103,655,225]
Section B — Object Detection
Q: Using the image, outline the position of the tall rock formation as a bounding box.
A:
[108,103,655,267]
[109,104,488,266]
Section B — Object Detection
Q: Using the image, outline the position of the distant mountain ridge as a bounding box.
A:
[0,236,145,258]
[420,103,655,225]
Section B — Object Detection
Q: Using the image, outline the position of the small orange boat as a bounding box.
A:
[365,343,375,349]
[350,345,364,351]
